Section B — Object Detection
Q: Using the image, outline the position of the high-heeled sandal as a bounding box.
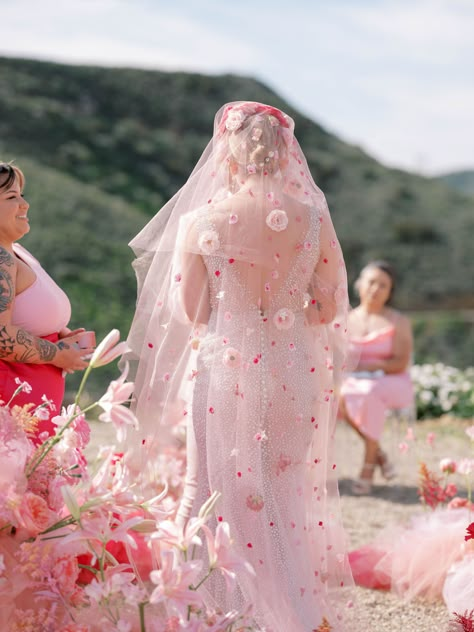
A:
[351,463,375,495]
[377,449,397,480]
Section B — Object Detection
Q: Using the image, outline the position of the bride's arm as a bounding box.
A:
[179,217,211,325]
[305,213,341,325]
[180,250,211,325]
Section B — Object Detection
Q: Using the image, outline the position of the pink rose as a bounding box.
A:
[52,555,80,595]
[14,492,51,535]
[273,308,295,330]
[439,458,457,474]
[266,209,288,232]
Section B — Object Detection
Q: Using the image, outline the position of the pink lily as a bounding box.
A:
[201,521,255,591]
[149,548,203,619]
[151,516,205,552]
[62,511,142,549]
[97,362,137,442]
[89,329,129,368]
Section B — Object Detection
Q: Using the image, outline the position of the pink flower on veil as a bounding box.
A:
[273,308,295,330]
[266,209,288,232]
[246,494,264,512]
[223,347,242,368]
[198,229,220,255]
[225,110,246,131]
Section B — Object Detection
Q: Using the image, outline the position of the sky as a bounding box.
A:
[1,0,472,175]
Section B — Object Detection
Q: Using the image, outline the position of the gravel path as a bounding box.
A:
[335,416,471,631]
[88,415,471,631]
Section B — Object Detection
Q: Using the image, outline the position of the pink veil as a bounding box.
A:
[124,102,358,629]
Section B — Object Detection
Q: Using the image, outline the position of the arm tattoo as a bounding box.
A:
[16,329,36,362]
[0,268,14,313]
[0,247,15,312]
[36,337,57,362]
[16,328,34,347]
[0,325,15,358]
[57,341,70,350]
[0,247,15,267]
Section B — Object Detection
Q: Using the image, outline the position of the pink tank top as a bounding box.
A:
[11,243,71,336]
[350,325,395,364]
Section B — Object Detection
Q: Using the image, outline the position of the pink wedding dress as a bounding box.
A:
[126,102,359,631]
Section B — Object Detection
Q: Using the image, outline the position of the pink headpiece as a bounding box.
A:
[217,101,290,136]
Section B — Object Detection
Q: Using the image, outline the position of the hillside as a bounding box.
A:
[438,170,474,196]
[0,56,472,381]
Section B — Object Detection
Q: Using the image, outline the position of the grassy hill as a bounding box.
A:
[0,56,472,381]
[437,170,474,197]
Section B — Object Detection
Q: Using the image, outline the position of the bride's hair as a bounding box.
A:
[221,103,291,178]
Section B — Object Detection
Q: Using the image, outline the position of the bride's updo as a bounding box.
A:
[217,102,292,178]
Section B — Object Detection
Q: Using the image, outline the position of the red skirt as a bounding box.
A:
[0,332,65,437]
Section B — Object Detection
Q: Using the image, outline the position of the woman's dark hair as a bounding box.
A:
[356,260,397,304]
[0,162,24,191]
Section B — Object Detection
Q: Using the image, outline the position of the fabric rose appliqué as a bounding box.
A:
[225,110,246,131]
[273,308,295,330]
[266,209,288,232]
[223,347,242,368]
[198,229,220,255]
[246,494,264,512]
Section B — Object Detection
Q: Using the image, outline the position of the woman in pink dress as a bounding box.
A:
[126,102,362,630]
[0,162,94,436]
[339,261,414,494]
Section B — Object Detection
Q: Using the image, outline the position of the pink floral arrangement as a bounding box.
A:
[448,610,474,632]
[0,330,256,631]
[417,461,458,510]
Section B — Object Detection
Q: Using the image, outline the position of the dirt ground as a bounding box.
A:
[335,415,472,631]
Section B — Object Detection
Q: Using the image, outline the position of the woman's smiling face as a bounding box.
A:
[0,171,30,247]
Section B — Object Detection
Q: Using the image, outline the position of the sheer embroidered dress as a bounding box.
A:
[125,102,359,631]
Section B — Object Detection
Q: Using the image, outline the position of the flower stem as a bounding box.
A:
[191,568,214,591]
[74,362,95,411]
[139,602,147,632]
[39,515,76,534]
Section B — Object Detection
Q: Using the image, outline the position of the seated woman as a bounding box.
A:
[0,162,93,437]
[339,260,414,494]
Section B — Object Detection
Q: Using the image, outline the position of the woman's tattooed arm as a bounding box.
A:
[0,246,62,364]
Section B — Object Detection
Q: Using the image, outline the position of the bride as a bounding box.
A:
[125,101,359,630]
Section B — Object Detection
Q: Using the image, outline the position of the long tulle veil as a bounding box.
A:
[123,101,359,630]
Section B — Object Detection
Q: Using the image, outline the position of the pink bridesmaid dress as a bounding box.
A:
[340,325,414,440]
[0,244,72,435]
